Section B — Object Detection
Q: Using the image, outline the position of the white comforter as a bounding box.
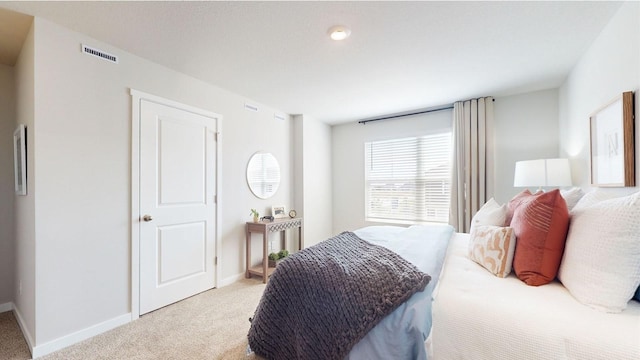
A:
[347,224,454,360]
[430,233,640,360]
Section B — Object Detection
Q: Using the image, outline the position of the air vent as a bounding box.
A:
[81,44,118,64]
[244,103,259,112]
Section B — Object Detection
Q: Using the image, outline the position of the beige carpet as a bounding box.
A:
[0,310,30,359]
[0,278,267,360]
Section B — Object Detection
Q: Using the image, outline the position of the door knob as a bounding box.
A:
[143,215,153,222]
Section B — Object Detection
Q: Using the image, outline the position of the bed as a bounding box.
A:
[429,232,640,360]
[247,224,454,360]
[249,188,640,359]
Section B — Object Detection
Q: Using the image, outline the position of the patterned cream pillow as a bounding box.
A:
[469,225,516,278]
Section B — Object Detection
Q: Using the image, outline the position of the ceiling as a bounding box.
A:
[0,1,623,125]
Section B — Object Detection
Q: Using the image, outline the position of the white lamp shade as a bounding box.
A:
[514,158,572,188]
[545,158,572,186]
[514,159,545,187]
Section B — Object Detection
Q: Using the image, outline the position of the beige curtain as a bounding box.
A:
[449,97,495,232]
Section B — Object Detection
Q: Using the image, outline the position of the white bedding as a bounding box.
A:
[347,224,454,360]
[430,233,640,360]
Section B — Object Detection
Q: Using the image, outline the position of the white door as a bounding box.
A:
[139,99,218,315]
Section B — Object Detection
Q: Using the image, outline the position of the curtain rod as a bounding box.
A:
[358,104,454,125]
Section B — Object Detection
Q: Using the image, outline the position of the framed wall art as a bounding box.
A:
[272,205,286,219]
[589,91,635,187]
[13,124,27,195]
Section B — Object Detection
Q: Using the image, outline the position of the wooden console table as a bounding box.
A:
[245,217,304,283]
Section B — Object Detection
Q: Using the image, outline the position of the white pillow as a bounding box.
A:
[558,191,640,312]
[560,187,584,212]
[571,188,624,212]
[469,198,507,234]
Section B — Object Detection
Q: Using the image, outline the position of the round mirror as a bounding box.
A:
[247,152,280,199]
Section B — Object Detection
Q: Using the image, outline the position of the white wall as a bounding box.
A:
[0,64,15,306]
[293,115,332,247]
[332,111,452,233]
[14,22,36,346]
[331,92,560,230]
[18,17,294,351]
[10,0,636,354]
[493,89,560,203]
[559,1,639,189]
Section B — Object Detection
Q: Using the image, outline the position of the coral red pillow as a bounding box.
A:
[504,189,533,226]
[509,189,570,286]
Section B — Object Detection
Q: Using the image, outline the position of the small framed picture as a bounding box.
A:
[13,124,27,195]
[272,206,286,219]
[589,91,635,187]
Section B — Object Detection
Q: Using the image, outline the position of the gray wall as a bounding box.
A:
[331,89,562,233]
[14,22,36,346]
[294,115,333,248]
[15,17,297,352]
[5,0,637,355]
[493,89,560,204]
[331,110,452,233]
[0,63,15,308]
[559,1,639,189]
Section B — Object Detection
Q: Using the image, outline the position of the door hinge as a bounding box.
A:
[213,195,217,203]
[215,257,218,266]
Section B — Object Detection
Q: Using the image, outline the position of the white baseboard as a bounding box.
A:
[31,313,131,359]
[9,272,249,359]
[220,272,245,287]
[0,301,13,313]
[13,305,35,357]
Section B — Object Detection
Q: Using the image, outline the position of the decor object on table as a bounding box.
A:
[267,249,289,267]
[589,91,635,187]
[250,209,259,223]
[288,209,297,218]
[272,205,286,219]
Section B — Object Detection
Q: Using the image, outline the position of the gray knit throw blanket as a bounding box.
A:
[247,231,431,360]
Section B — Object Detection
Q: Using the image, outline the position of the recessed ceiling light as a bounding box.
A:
[328,25,351,41]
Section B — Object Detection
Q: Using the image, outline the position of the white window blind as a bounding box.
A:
[365,133,452,224]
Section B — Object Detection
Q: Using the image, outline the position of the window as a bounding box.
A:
[365,132,452,224]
